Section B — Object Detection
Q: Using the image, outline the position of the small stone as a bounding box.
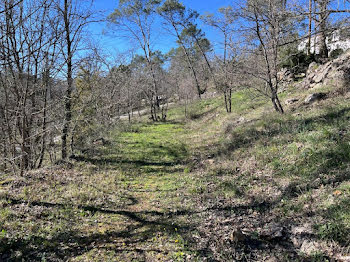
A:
[260,223,284,240]
[285,98,299,105]
[303,204,310,211]
[336,255,350,262]
[236,116,245,124]
[291,223,313,235]
[207,159,214,165]
[307,62,318,74]
[311,83,323,89]
[300,240,321,255]
[304,93,327,104]
[291,236,303,247]
[230,229,247,244]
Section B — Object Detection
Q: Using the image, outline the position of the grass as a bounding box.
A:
[1,85,350,261]
[0,121,199,261]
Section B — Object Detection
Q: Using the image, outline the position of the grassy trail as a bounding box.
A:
[0,122,201,261]
[1,90,350,261]
[86,122,197,261]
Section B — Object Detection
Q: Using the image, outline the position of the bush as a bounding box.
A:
[329,48,344,59]
[280,47,316,74]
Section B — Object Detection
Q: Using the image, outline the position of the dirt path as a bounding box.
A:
[118,103,176,121]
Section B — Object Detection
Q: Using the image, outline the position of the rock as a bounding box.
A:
[291,236,303,248]
[308,72,316,83]
[237,116,245,123]
[230,229,248,244]
[313,66,330,83]
[327,68,350,87]
[311,83,323,89]
[53,135,61,144]
[300,50,350,89]
[285,98,299,105]
[300,240,321,255]
[303,204,311,212]
[93,138,110,146]
[309,82,317,88]
[277,68,289,81]
[291,223,313,235]
[336,255,350,262]
[260,223,284,240]
[307,62,318,75]
[302,82,310,89]
[304,93,327,104]
[207,159,215,165]
[313,62,332,83]
[278,68,295,86]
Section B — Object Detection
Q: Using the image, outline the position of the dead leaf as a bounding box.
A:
[333,190,342,196]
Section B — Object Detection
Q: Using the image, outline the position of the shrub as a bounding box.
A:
[329,48,344,59]
[280,47,316,74]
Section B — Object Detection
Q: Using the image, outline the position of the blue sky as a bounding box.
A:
[87,0,234,61]
[87,0,350,63]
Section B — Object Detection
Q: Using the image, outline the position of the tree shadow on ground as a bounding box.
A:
[222,107,350,154]
[72,138,189,176]
[1,197,197,261]
[186,106,350,259]
[3,107,350,261]
[2,196,311,261]
[219,106,350,183]
[188,106,220,120]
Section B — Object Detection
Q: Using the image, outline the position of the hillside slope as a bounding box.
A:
[1,61,350,261]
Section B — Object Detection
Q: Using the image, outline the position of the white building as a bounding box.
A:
[298,29,350,55]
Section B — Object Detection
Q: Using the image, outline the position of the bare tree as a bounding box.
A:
[300,0,350,58]
[108,0,166,121]
[202,6,237,112]
[315,0,330,58]
[0,0,61,173]
[238,0,297,113]
[55,0,94,159]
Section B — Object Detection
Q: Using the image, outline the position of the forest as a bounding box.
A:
[1,0,350,261]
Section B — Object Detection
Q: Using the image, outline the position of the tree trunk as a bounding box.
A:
[61,0,73,160]
[224,92,228,113]
[228,88,232,113]
[307,0,313,55]
[317,0,329,58]
[172,22,204,99]
[272,93,284,114]
[37,82,48,168]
